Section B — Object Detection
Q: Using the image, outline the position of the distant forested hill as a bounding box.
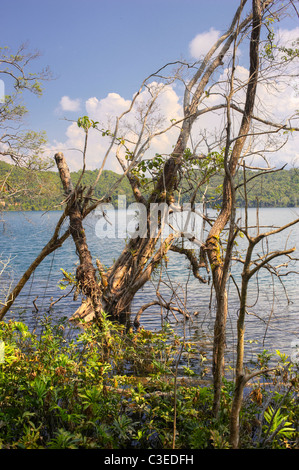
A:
[194,167,299,208]
[0,161,135,211]
[0,160,298,211]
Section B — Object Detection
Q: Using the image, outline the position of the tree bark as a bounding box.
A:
[206,0,262,417]
[54,152,104,323]
[229,223,297,448]
[66,0,258,328]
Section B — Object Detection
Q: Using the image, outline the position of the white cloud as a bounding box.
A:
[276,26,299,47]
[48,55,299,174]
[200,64,299,168]
[59,95,81,112]
[189,28,220,59]
[86,93,131,120]
[48,85,183,172]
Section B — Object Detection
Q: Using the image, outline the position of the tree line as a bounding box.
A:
[1,160,298,211]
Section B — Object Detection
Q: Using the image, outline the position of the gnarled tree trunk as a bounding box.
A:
[55,153,104,324]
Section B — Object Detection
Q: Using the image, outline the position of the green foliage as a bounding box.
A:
[264,406,295,439]
[263,21,299,62]
[0,45,52,190]
[77,116,99,132]
[0,316,297,449]
[58,269,76,290]
[131,153,165,188]
[0,161,135,210]
[1,160,298,212]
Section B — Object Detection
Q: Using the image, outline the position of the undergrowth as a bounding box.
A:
[0,313,298,449]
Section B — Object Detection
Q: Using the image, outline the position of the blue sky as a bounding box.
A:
[2,0,243,138]
[2,0,299,170]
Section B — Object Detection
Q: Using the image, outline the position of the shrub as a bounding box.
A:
[0,315,297,449]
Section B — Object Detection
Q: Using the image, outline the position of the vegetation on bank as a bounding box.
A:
[0,314,298,449]
[1,160,298,211]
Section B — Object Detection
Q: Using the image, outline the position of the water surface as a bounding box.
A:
[1,207,298,373]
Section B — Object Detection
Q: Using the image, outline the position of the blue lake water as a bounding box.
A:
[0,207,298,373]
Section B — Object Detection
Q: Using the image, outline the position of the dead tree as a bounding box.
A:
[205,0,299,416]
[229,213,299,448]
[205,0,263,416]
[54,152,104,324]
[1,0,298,423]
[68,0,258,323]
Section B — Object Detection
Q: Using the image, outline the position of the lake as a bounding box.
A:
[1,207,298,375]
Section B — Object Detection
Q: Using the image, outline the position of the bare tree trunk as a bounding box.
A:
[229,249,252,448]
[207,0,262,417]
[71,214,177,322]
[55,153,104,323]
[229,217,298,448]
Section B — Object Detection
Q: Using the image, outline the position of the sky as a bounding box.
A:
[1,0,299,172]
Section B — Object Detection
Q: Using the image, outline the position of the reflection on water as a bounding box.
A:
[1,207,298,374]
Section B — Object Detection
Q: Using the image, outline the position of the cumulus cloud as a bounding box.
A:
[189,28,220,59]
[59,96,81,112]
[276,26,299,46]
[48,83,184,172]
[86,93,131,121]
[202,64,299,167]
[49,39,299,173]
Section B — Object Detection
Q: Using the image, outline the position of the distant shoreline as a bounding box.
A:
[1,161,298,211]
[2,206,299,213]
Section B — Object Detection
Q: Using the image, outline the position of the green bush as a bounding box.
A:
[0,315,297,449]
